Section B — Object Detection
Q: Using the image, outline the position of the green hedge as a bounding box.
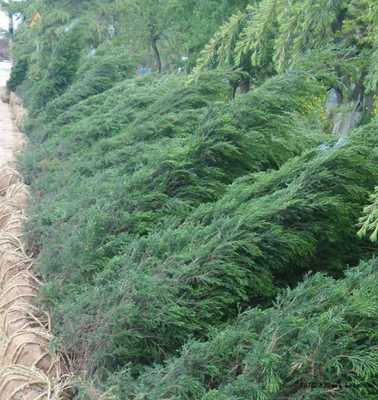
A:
[17,69,334,376]
[44,120,378,376]
[8,1,378,398]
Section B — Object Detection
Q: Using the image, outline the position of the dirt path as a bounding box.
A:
[0,63,69,400]
[0,63,24,164]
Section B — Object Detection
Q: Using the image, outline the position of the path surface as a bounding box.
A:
[0,63,69,400]
[0,62,24,164]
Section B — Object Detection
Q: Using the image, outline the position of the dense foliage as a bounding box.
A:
[112,258,378,400]
[3,0,378,398]
[358,187,378,242]
[195,0,378,84]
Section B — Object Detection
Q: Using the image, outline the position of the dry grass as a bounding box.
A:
[0,161,71,399]
[9,94,27,131]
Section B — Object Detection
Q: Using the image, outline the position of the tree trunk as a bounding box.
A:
[232,84,238,99]
[8,12,14,37]
[239,77,250,93]
[151,37,162,74]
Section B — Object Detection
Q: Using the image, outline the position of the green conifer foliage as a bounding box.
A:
[32,117,378,376]
[195,0,378,94]
[117,258,378,400]
[5,0,378,397]
[358,187,378,242]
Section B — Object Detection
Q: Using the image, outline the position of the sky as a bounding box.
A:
[0,11,9,31]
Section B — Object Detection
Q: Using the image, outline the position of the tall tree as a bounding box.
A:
[115,0,174,73]
[0,0,19,37]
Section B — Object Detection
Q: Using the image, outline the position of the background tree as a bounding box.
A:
[0,0,26,37]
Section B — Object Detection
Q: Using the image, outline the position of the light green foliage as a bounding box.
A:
[196,0,378,93]
[358,187,378,242]
[273,0,346,71]
[236,0,277,76]
[362,1,378,93]
[113,0,249,70]
[7,0,249,86]
[194,11,250,74]
[8,3,92,110]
